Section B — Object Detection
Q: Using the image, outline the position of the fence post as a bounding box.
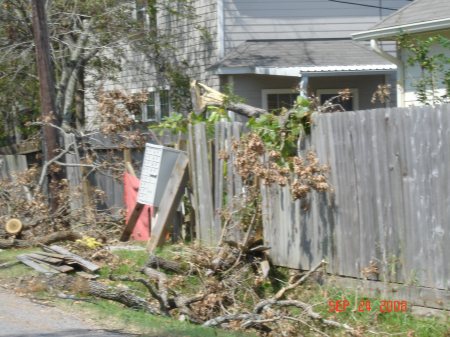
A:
[188,123,217,246]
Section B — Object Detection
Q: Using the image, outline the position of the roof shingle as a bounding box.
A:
[212,39,394,71]
[370,0,450,31]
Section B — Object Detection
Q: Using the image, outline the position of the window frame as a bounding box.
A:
[134,0,150,29]
[316,88,359,111]
[261,89,299,111]
[141,88,172,122]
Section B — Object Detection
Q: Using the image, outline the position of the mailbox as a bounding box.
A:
[137,143,184,207]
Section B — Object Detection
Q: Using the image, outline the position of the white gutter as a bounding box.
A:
[216,65,396,76]
[370,39,405,107]
[353,18,450,41]
[216,0,225,59]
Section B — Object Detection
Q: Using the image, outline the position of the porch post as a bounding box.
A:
[299,73,309,97]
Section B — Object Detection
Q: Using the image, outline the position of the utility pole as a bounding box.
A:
[31,0,63,212]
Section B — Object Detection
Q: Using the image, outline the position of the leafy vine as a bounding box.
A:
[398,34,450,104]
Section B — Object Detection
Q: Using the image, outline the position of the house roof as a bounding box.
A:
[211,39,396,76]
[353,0,450,40]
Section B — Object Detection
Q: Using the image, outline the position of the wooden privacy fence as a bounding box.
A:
[262,104,450,308]
[187,121,245,245]
[189,106,450,309]
[0,133,146,216]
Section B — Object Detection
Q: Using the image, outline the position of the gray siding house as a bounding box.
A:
[86,0,411,128]
[353,0,450,106]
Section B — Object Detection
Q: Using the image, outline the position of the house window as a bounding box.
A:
[316,89,359,111]
[135,0,148,27]
[142,89,172,122]
[262,89,298,112]
[159,89,170,119]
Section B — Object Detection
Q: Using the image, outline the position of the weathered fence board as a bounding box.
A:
[188,123,216,245]
[263,104,450,296]
[64,134,83,211]
[0,154,28,180]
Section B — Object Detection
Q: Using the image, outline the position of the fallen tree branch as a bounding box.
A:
[205,299,354,332]
[86,279,160,315]
[146,255,184,274]
[190,80,267,118]
[142,267,169,308]
[274,260,327,300]
[36,141,76,190]
[110,274,169,315]
[203,313,262,327]
[0,230,82,249]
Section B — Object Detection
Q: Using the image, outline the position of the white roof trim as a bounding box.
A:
[352,18,450,41]
[254,67,302,76]
[216,65,396,76]
[298,65,396,72]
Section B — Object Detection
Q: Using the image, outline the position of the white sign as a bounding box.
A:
[137,144,183,207]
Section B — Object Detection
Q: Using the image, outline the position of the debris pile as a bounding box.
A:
[17,245,99,278]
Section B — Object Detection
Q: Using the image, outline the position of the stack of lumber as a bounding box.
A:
[17,245,100,278]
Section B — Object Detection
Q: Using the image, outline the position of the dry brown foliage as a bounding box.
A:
[232,133,329,200]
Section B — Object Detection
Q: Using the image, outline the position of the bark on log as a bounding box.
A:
[86,279,160,315]
[207,102,267,118]
[146,255,184,274]
[142,267,169,311]
[0,231,82,249]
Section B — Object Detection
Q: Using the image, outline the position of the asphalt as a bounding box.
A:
[0,289,137,337]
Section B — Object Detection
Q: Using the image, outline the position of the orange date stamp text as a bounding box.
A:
[328,299,408,313]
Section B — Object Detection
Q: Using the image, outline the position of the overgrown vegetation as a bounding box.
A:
[2,245,448,337]
[398,34,450,104]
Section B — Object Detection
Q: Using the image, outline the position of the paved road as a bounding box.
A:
[0,289,137,337]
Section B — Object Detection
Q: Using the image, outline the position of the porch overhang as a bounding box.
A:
[215,64,397,77]
[211,39,397,78]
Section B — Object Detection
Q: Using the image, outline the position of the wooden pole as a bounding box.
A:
[147,154,189,252]
[31,0,64,212]
[120,202,145,242]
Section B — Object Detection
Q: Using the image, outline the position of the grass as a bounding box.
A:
[66,299,254,337]
[287,283,450,336]
[0,247,39,280]
[1,245,449,336]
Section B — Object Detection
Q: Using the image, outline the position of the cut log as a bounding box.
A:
[85,279,160,315]
[0,230,82,249]
[146,255,184,274]
[5,218,23,235]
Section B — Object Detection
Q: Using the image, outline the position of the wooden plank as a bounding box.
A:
[64,134,83,210]
[193,123,216,245]
[17,254,59,274]
[214,122,226,241]
[120,203,145,242]
[33,251,66,259]
[46,245,100,272]
[187,124,200,240]
[147,153,189,252]
[49,264,75,273]
[26,253,64,265]
[440,105,450,289]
